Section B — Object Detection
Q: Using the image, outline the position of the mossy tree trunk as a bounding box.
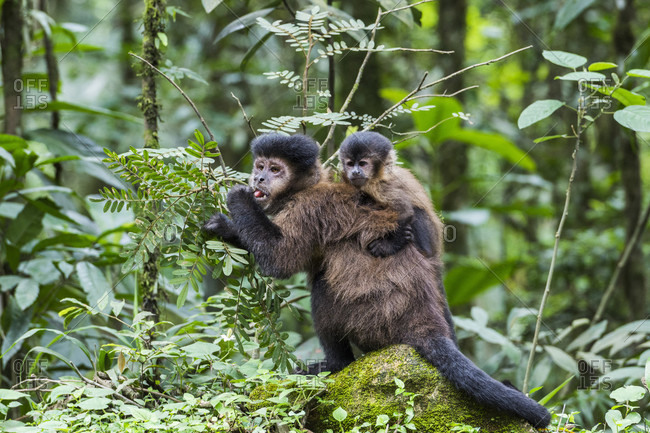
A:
[1,0,24,135]
[137,0,166,325]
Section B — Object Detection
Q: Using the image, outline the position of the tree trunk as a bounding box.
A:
[1,0,24,135]
[39,0,60,130]
[437,0,468,255]
[614,0,645,319]
[138,0,166,324]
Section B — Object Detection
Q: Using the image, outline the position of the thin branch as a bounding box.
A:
[380,0,438,15]
[128,52,228,177]
[522,128,581,393]
[70,362,144,407]
[405,85,479,101]
[231,92,256,137]
[367,45,532,130]
[593,198,650,322]
[282,0,295,18]
[391,116,456,145]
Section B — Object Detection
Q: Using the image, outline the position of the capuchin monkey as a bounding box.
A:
[204,133,550,428]
[338,131,455,339]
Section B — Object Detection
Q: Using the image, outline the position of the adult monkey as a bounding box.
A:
[205,134,550,428]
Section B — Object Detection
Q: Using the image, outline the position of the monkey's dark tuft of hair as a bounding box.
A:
[340,131,393,161]
[251,134,320,172]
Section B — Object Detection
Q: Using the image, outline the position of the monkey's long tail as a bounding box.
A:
[414,337,551,428]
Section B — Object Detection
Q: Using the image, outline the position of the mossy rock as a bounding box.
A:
[305,345,538,433]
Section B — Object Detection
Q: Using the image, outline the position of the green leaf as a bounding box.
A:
[215,8,274,44]
[453,130,536,172]
[594,87,646,106]
[645,358,650,394]
[588,62,617,71]
[610,385,646,403]
[333,406,348,422]
[201,0,222,13]
[25,100,141,123]
[614,105,650,132]
[533,134,568,143]
[518,99,564,129]
[32,42,102,55]
[444,261,517,306]
[556,71,606,81]
[183,342,221,359]
[6,202,44,247]
[0,389,29,401]
[605,409,622,432]
[554,0,596,29]
[544,346,578,375]
[542,50,587,69]
[627,69,650,79]
[76,262,115,314]
[78,397,111,410]
[566,320,607,351]
[538,376,573,405]
[15,279,39,310]
[376,414,390,426]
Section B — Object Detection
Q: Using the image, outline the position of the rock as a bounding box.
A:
[305,345,538,433]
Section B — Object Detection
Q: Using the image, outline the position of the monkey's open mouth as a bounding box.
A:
[253,189,269,200]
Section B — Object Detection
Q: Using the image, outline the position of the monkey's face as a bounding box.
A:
[342,157,374,188]
[250,157,292,210]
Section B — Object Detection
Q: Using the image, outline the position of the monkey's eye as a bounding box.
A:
[270,166,281,173]
[346,161,355,167]
[256,164,264,171]
[358,161,368,167]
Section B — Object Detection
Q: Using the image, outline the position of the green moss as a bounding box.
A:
[305,345,538,433]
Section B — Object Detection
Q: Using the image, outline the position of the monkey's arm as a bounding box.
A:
[410,206,436,257]
[367,216,414,257]
[203,213,247,250]
[225,185,317,279]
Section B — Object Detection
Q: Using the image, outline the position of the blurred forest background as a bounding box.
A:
[1,0,650,431]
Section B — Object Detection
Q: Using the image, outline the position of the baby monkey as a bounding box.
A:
[339,131,443,259]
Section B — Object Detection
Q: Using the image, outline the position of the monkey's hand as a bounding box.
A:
[368,218,413,257]
[203,213,245,249]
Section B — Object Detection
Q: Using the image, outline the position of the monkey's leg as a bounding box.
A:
[412,337,550,428]
[310,273,355,374]
[436,279,457,346]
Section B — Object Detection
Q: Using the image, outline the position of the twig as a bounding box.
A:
[70,362,144,407]
[231,92,256,137]
[367,45,533,130]
[282,0,295,18]
[593,198,650,322]
[522,129,581,393]
[391,116,456,145]
[405,85,479,101]
[380,0,438,15]
[131,386,183,403]
[128,52,229,177]
[321,8,383,151]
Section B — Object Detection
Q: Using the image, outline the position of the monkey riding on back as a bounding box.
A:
[204,133,550,429]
